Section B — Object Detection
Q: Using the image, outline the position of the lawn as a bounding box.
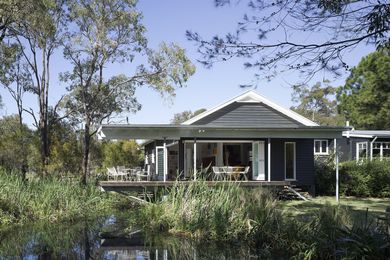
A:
[281,196,390,222]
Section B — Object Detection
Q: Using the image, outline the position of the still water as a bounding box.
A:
[0,214,269,259]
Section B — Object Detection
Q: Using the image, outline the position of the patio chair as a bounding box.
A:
[135,168,150,181]
[242,166,250,181]
[212,166,225,181]
[115,166,129,181]
[106,167,119,180]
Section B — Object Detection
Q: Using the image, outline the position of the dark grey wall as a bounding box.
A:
[192,102,303,127]
[270,139,314,186]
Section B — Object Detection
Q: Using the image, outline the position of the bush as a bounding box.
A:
[340,160,390,197]
[315,159,390,197]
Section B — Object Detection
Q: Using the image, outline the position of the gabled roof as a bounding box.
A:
[343,130,390,138]
[181,90,318,126]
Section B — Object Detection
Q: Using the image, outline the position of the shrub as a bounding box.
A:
[315,159,390,197]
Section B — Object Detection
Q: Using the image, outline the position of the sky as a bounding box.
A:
[0,0,376,127]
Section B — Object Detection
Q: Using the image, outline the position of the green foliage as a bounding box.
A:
[315,159,390,197]
[291,81,344,126]
[170,108,206,124]
[137,181,390,258]
[340,160,390,197]
[338,46,390,129]
[137,181,282,241]
[101,140,143,169]
[0,169,114,225]
[0,115,33,172]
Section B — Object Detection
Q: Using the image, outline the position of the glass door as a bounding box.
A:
[252,141,265,180]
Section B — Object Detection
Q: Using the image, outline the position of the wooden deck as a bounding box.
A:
[100,180,290,192]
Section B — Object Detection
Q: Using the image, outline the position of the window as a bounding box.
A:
[314,140,328,155]
[285,142,296,180]
[356,142,368,161]
[372,142,390,160]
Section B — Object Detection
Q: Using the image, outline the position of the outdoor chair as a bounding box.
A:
[212,166,226,180]
[135,168,149,181]
[106,167,119,180]
[115,166,129,181]
[242,166,250,181]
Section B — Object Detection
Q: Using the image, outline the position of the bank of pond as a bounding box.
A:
[0,172,389,259]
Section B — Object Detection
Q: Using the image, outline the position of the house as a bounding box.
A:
[98,90,346,194]
[314,130,390,162]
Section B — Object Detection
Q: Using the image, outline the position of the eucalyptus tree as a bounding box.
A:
[62,0,195,184]
[0,0,68,173]
[187,0,389,83]
[291,81,344,126]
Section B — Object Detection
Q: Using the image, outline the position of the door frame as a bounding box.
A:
[284,142,296,181]
[156,146,166,180]
[252,141,265,181]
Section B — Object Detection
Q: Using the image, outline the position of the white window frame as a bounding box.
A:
[356,142,368,162]
[314,139,329,155]
[285,142,296,181]
[372,142,390,160]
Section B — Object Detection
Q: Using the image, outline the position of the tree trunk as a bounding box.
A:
[18,111,27,181]
[82,119,91,185]
[39,114,49,175]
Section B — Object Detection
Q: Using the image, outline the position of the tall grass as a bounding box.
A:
[137,181,281,241]
[137,180,390,258]
[0,170,114,225]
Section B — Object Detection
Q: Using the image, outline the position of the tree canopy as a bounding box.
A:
[291,81,344,126]
[338,46,390,129]
[61,0,195,184]
[171,108,206,124]
[187,0,389,82]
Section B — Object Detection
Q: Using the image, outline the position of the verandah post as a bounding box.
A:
[193,138,197,180]
[334,138,339,202]
[163,138,167,182]
[268,138,271,182]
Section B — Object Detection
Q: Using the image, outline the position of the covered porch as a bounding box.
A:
[98,124,344,188]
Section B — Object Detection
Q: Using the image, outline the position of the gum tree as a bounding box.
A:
[62,0,195,184]
[187,0,389,83]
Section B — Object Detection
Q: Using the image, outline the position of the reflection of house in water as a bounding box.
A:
[100,230,169,260]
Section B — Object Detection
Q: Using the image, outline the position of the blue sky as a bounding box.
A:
[0,0,375,126]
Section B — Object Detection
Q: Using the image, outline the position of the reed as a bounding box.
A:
[0,169,114,225]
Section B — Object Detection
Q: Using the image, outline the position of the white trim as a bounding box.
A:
[163,140,167,182]
[155,146,165,179]
[356,142,368,162]
[314,139,329,155]
[193,140,197,180]
[267,138,271,182]
[342,132,373,138]
[181,90,318,126]
[284,142,296,181]
[334,138,339,202]
[183,139,253,143]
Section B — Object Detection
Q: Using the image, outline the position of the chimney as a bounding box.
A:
[346,121,350,127]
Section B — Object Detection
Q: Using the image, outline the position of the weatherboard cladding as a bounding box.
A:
[271,139,314,186]
[191,102,304,127]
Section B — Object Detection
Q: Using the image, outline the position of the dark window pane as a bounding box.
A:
[285,143,295,179]
[315,141,321,153]
[321,141,327,153]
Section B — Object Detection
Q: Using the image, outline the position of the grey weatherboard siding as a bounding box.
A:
[271,139,314,186]
[192,102,304,127]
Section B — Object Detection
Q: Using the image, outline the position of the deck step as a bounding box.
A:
[277,186,311,201]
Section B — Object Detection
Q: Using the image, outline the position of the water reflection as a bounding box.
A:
[0,215,259,259]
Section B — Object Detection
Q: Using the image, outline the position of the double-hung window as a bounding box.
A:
[356,142,368,161]
[372,142,390,160]
[314,140,328,155]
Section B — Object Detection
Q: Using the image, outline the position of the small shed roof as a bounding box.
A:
[343,130,390,138]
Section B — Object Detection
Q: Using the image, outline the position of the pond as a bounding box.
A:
[0,214,283,259]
